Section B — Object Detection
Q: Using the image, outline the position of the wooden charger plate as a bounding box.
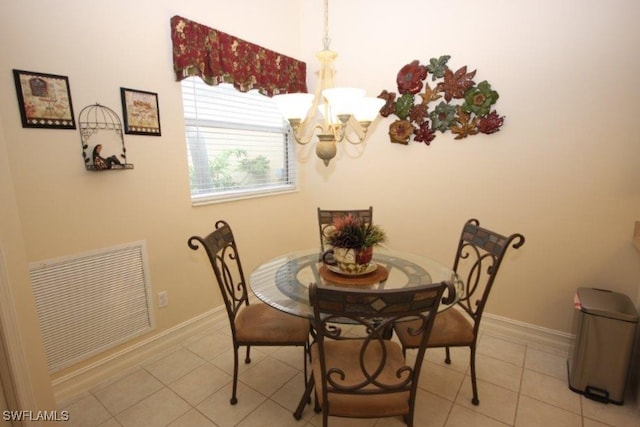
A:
[319,263,389,286]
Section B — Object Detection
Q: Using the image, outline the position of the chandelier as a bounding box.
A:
[273,0,384,166]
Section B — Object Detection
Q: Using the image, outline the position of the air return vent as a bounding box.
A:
[30,241,154,373]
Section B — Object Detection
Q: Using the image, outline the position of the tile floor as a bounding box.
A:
[59,318,639,427]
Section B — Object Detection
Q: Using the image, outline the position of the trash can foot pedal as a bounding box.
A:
[584,386,609,403]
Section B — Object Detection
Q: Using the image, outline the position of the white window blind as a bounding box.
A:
[181,78,297,204]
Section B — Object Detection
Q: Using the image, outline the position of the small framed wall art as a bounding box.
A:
[120,87,161,136]
[13,69,76,129]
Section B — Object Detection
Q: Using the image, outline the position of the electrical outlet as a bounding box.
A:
[158,291,168,308]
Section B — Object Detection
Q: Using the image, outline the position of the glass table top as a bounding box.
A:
[249,247,463,318]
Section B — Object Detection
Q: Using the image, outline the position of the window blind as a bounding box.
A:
[181,79,297,204]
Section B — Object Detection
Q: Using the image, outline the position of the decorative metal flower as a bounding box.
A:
[450,107,479,140]
[378,90,396,118]
[426,55,451,81]
[414,121,436,145]
[462,80,499,117]
[438,66,476,102]
[419,82,442,104]
[409,103,429,124]
[430,102,458,132]
[396,60,427,95]
[389,119,413,145]
[378,55,505,145]
[477,111,505,134]
[394,93,415,120]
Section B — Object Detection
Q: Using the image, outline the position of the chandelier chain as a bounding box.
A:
[322,0,331,50]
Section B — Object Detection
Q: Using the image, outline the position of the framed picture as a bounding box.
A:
[13,69,76,129]
[120,88,161,136]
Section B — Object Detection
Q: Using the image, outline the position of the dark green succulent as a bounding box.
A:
[326,215,387,249]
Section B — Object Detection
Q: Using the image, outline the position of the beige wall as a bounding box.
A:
[0,0,638,407]
[0,0,313,406]
[295,0,640,329]
[0,102,56,411]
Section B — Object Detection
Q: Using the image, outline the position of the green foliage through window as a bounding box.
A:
[181,79,297,204]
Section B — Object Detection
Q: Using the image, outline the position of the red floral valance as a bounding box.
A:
[170,15,308,97]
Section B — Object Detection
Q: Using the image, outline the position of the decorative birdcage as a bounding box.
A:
[78,103,133,171]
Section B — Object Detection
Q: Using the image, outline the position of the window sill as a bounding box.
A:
[191,187,298,206]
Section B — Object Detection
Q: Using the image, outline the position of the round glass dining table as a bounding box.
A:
[249,247,463,319]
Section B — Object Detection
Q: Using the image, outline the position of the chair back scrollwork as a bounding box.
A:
[453,218,526,329]
[309,281,448,424]
[188,220,249,330]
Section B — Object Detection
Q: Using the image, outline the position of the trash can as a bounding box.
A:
[568,287,639,404]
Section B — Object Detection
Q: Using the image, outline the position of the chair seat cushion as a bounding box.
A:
[394,308,474,349]
[235,303,310,344]
[310,339,410,418]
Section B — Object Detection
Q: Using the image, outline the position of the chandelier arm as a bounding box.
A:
[343,131,367,145]
[291,132,314,145]
[292,123,326,145]
[342,117,369,145]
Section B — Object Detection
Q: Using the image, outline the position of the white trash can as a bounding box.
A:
[568,287,638,404]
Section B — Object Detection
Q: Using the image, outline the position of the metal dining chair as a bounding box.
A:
[188,220,310,405]
[294,281,451,426]
[317,206,373,252]
[394,218,525,405]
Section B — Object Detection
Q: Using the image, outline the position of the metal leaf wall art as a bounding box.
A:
[378,55,504,146]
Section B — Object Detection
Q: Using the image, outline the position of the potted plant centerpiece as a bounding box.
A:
[322,214,387,274]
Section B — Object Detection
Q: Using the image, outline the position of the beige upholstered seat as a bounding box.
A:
[396,307,475,348]
[394,218,525,405]
[234,303,309,343]
[317,206,373,252]
[310,339,410,417]
[188,220,310,405]
[295,281,450,426]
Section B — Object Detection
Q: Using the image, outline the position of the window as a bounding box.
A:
[181,78,297,204]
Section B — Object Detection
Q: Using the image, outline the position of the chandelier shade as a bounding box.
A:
[272,93,314,122]
[272,0,384,166]
[321,88,366,117]
[353,97,387,122]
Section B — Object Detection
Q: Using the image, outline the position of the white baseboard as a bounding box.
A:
[54,306,640,414]
[52,308,576,404]
[52,307,227,404]
[482,313,640,409]
[481,312,574,354]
